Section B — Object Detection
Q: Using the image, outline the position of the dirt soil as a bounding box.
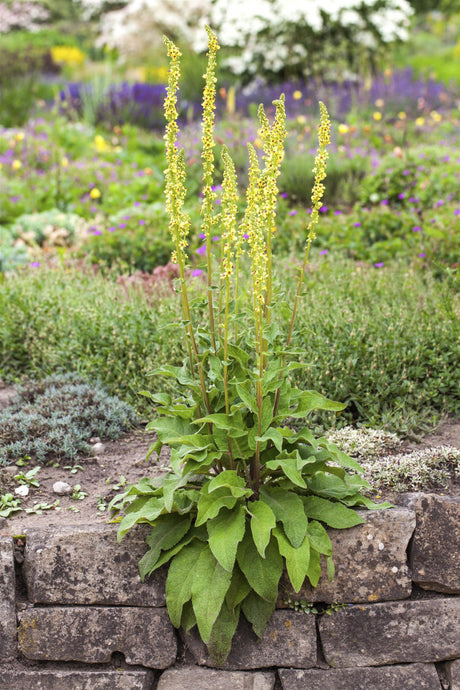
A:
[1,384,459,537]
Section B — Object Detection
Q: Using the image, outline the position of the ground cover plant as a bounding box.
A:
[110,28,393,666]
[0,373,138,466]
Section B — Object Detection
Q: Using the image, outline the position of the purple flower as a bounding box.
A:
[10,195,21,203]
[212,235,220,242]
[199,233,206,239]
[454,209,460,216]
[353,222,362,227]
[320,249,329,255]
[412,226,421,232]
[380,199,389,205]
[243,233,249,239]
[334,210,342,215]
[192,269,203,277]
[418,252,426,258]
[374,262,384,268]
[90,206,98,213]
[280,192,288,198]
[108,226,116,232]
[196,245,207,255]
[403,170,410,176]
[289,210,298,216]
[30,261,40,268]
[123,215,131,220]
[119,223,127,229]
[139,219,146,225]
[320,205,328,213]
[398,193,405,199]
[134,201,141,206]
[409,197,419,203]
[92,229,102,236]
[435,200,444,207]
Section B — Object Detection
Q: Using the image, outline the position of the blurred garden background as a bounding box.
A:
[0,0,459,439]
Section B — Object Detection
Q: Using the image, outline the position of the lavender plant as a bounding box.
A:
[112,28,390,665]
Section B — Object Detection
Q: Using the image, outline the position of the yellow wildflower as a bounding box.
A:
[373,112,382,121]
[61,157,69,168]
[375,99,384,108]
[430,110,442,122]
[338,123,349,135]
[90,188,101,199]
[398,111,407,120]
[415,117,425,127]
[12,160,22,170]
[293,90,302,100]
[15,132,25,141]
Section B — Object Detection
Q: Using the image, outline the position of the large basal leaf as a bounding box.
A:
[265,452,307,489]
[166,541,205,628]
[273,526,310,593]
[148,415,196,444]
[248,500,276,558]
[180,600,196,633]
[206,601,241,667]
[208,470,252,498]
[237,532,283,603]
[193,413,247,437]
[195,485,240,527]
[225,565,251,616]
[207,504,247,572]
[241,590,276,639]
[138,514,192,580]
[303,495,365,529]
[191,545,233,643]
[289,389,346,418]
[307,520,332,556]
[316,438,365,473]
[117,496,165,540]
[162,473,194,512]
[149,526,207,573]
[306,547,322,587]
[307,472,358,500]
[259,486,308,548]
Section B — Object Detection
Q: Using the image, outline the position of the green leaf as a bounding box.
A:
[180,600,196,633]
[302,496,365,529]
[207,505,247,572]
[265,452,307,488]
[237,532,283,603]
[306,547,322,587]
[256,427,284,453]
[307,472,356,500]
[117,497,164,540]
[207,601,241,667]
[191,546,233,643]
[273,527,310,593]
[307,520,332,556]
[236,383,257,413]
[193,413,247,437]
[195,485,239,527]
[290,390,346,418]
[166,541,205,628]
[260,395,274,434]
[341,493,393,510]
[162,473,193,512]
[151,526,207,572]
[225,565,251,616]
[208,470,252,498]
[241,590,275,638]
[248,500,276,558]
[139,514,192,580]
[259,487,308,548]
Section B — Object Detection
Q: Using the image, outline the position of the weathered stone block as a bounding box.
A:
[0,536,16,660]
[279,508,414,605]
[447,658,460,690]
[402,493,460,593]
[319,598,460,667]
[157,666,275,689]
[0,666,155,689]
[18,606,177,668]
[23,524,166,606]
[182,610,316,670]
[278,664,442,689]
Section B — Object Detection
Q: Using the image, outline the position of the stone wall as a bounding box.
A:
[0,492,459,689]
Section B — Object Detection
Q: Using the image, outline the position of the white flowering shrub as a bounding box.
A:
[0,1,49,33]
[205,0,414,82]
[94,0,413,80]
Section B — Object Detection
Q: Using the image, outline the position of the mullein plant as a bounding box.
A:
[111,28,390,665]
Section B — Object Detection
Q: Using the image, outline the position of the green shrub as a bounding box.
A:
[0,258,458,437]
[0,373,138,466]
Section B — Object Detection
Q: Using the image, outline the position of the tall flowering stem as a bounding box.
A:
[273,101,331,416]
[163,36,210,412]
[200,26,220,352]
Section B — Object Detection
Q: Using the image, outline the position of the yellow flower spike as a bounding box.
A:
[306,101,331,246]
[200,26,220,352]
[220,147,239,280]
